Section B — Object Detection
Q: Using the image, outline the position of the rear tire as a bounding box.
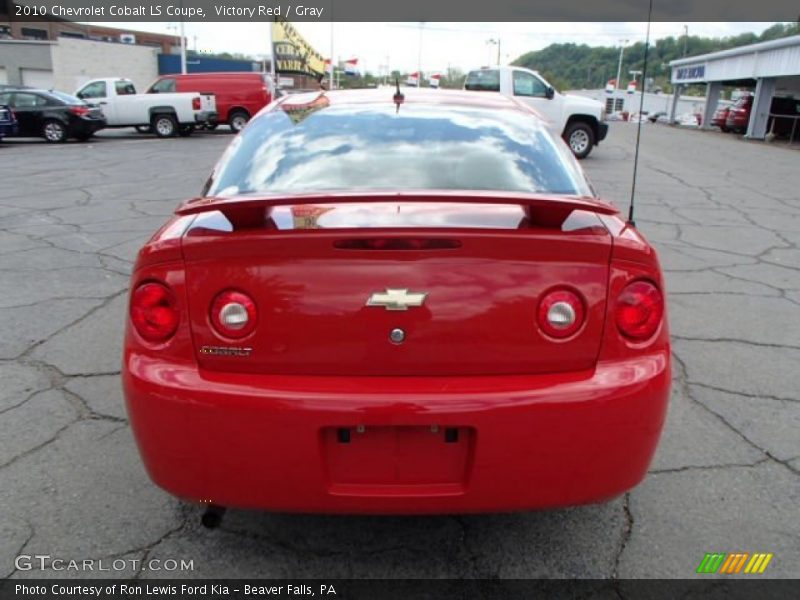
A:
[228,110,250,133]
[152,114,178,138]
[42,119,68,143]
[564,121,595,159]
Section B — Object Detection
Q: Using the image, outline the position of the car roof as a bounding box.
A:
[0,88,50,94]
[277,87,542,119]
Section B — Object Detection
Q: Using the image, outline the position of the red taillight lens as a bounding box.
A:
[537,289,585,339]
[192,97,201,110]
[69,105,90,116]
[615,280,664,340]
[210,290,257,339]
[130,282,179,342]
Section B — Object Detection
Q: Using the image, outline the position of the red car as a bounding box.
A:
[123,89,670,521]
[711,104,732,132]
[725,95,753,133]
[147,72,273,132]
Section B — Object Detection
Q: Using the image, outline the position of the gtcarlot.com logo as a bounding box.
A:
[15,554,194,572]
[696,552,773,574]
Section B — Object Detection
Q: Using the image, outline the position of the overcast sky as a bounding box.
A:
[93,22,779,74]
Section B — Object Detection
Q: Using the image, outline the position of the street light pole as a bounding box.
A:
[487,38,501,66]
[178,0,187,74]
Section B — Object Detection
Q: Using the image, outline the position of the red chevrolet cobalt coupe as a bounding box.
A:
[123,88,670,519]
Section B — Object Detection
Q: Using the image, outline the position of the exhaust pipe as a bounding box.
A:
[201,504,226,529]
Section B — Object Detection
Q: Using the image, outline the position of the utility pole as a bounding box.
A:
[615,39,629,110]
[683,25,689,57]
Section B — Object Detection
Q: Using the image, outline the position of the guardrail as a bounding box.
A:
[767,113,800,145]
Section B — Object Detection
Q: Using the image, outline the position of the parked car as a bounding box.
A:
[725,95,753,133]
[711,104,732,131]
[0,89,105,142]
[0,104,18,141]
[122,88,670,519]
[724,94,800,138]
[146,72,273,133]
[75,78,217,137]
[463,66,608,158]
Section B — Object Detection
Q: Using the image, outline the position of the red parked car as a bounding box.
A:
[147,72,273,132]
[711,104,732,132]
[725,95,753,133]
[123,89,670,522]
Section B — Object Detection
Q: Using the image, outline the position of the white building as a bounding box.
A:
[669,35,800,139]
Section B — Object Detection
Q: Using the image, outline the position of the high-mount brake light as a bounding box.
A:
[538,289,585,339]
[130,282,179,342]
[211,290,257,339]
[615,280,664,341]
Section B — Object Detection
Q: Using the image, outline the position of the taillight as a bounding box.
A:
[210,290,257,339]
[130,282,180,342]
[615,280,664,341]
[69,106,90,116]
[537,289,585,339]
[192,97,201,110]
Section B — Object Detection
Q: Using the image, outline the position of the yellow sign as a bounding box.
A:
[271,21,326,79]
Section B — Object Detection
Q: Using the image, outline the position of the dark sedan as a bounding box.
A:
[0,104,18,140]
[0,89,106,142]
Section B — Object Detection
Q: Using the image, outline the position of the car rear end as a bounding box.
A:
[48,90,106,137]
[0,104,17,139]
[726,96,752,133]
[123,90,670,513]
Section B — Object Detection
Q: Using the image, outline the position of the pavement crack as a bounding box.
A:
[611,493,633,580]
[1,520,35,579]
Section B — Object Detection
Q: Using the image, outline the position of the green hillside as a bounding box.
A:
[512,23,799,93]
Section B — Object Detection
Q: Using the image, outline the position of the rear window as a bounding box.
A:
[48,90,85,105]
[464,69,500,92]
[205,101,592,198]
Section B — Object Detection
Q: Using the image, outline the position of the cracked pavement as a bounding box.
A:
[1,126,798,579]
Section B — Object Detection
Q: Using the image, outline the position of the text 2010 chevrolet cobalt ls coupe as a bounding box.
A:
[123,88,670,515]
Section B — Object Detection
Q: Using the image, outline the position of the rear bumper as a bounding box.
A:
[71,117,106,135]
[123,351,670,514]
[0,123,17,137]
[195,111,218,124]
[596,121,609,142]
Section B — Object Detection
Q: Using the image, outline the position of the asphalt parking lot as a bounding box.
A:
[1,124,798,580]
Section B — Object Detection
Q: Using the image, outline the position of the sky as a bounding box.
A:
[92,22,779,75]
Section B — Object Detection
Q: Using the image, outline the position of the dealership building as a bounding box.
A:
[669,35,800,139]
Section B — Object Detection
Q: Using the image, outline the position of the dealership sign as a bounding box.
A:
[673,64,706,83]
[271,20,326,79]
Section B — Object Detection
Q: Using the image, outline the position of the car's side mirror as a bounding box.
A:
[76,92,85,99]
[545,86,555,100]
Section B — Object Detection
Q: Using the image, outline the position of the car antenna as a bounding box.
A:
[628,0,653,227]
[393,77,404,113]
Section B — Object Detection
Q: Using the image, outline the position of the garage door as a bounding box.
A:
[21,68,54,89]
[0,67,7,85]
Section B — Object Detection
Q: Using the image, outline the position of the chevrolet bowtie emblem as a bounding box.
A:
[366,288,428,311]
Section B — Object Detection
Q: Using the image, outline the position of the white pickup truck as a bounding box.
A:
[74,78,217,138]
[464,66,608,158]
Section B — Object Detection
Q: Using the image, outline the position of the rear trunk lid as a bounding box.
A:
[181,197,613,377]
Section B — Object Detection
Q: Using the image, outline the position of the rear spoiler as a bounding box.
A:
[176,191,619,219]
